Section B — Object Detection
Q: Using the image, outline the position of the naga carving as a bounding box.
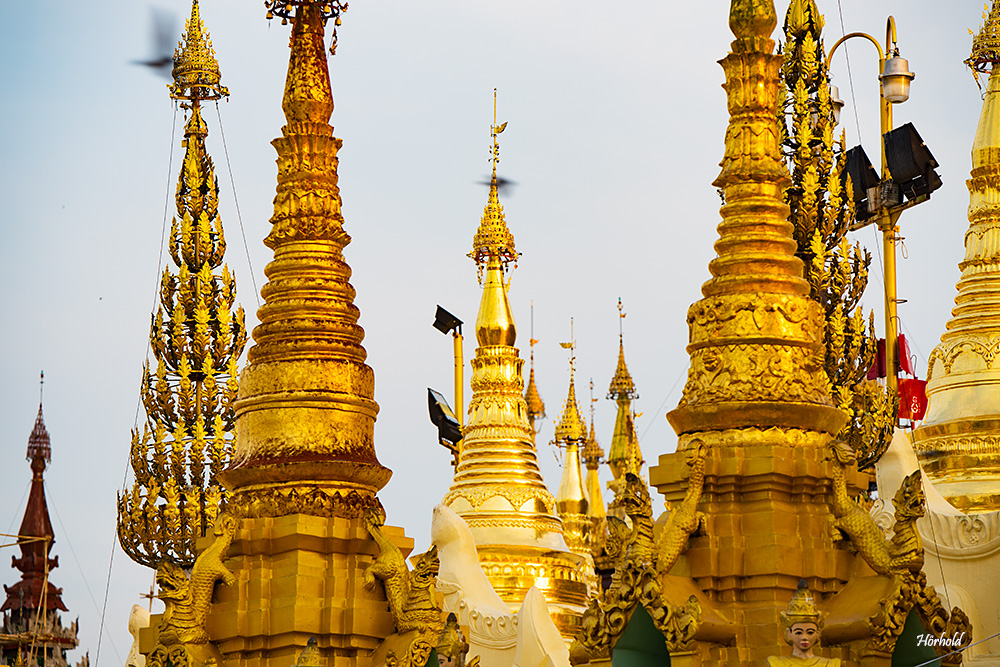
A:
[149,513,237,667]
[827,441,923,575]
[365,508,444,667]
[572,472,702,659]
[655,442,707,575]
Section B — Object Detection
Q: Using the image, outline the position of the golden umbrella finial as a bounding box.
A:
[171,0,229,102]
[470,89,517,274]
[967,1,1000,82]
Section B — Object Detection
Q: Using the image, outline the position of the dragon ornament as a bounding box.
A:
[148,513,238,667]
[364,508,445,667]
[826,442,972,662]
[572,472,702,661]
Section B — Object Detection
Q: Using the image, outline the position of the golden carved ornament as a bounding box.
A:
[364,509,445,667]
[148,514,237,667]
[780,0,892,469]
[573,471,702,658]
[118,0,245,569]
[827,441,924,576]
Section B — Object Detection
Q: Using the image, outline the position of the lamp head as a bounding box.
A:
[842,145,880,224]
[880,54,915,103]
[428,388,463,451]
[433,306,463,336]
[884,122,942,200]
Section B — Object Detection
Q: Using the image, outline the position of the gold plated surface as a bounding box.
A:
[205,5,400,667]
[442,111,587,638]
[220,0,390,512]
[912,64,1000,513]
[118,0,245,571]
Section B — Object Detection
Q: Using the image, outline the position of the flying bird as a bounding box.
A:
[477,175,518,198]
[131,8,178,79]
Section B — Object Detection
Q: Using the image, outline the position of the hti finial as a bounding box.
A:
[530,300,539,360]
[618,297,626,340]
[470,89,516,271]
[264,0,348,55]
[39,371,44,407]
[171,0,229,102]
[560,318,576,378]
[967,1,1000,82]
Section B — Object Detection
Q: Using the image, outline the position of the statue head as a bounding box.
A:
[780,580,824,658]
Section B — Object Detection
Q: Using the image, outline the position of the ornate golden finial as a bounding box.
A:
[470,90,517,274]
[608,299,637,402]
[967,1,1000,77]
[555,321,587,444]
[264,0,348,55]
[171,0,229,102]
[524,301,546,427]
[118,0,246,569]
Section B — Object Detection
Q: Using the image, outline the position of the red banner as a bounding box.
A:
[898,378,928,421]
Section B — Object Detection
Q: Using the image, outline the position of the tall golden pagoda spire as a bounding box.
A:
[118,0,245,570]
[208,3,399,665]
[914,10,1000,512]
[442,94,587,637]
[606,299,641,485]
[220,0,390,516]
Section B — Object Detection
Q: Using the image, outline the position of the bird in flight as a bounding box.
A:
[131,7,178,79]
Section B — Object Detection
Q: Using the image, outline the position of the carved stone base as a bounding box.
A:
[207,513,409,667]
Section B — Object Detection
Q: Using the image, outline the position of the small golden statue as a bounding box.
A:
[767,580,840,667]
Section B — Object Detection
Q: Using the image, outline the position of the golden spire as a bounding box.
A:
[913,41,1000,512]
[443,98,588,637]
[582,381,606,521]
[606,300,642,482]
[524,301,546,431]
[118,0,245,569]
[552,339,597,593]
[219,0,390,515]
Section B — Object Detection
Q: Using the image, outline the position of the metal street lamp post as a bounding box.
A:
[827,16,929,410]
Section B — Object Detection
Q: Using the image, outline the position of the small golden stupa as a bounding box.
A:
[441,109,588,638]
[552,343,598,594]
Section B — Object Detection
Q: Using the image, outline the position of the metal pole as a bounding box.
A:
[880,17,899,409]
[453,329,464,428]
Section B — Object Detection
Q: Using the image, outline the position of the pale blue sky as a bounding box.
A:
[0,0,984,662]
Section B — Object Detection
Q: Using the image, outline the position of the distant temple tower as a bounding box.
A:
[1,377,84,667]
[441,109,588,638]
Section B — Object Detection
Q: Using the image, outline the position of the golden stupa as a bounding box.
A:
[440,114,588,638]
[912,0,1000,514]
[552,345,598,594]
